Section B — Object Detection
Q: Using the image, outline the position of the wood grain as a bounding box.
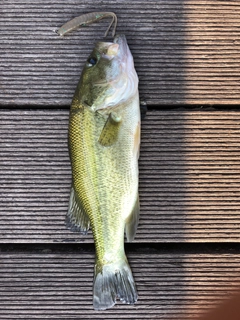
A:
[1,109,240,243]
[1,0,240,105]
[0,249,239,319]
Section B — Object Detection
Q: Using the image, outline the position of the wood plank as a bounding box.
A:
[1,1,240,106]
[1,109,240,243]
[0,249,239,319]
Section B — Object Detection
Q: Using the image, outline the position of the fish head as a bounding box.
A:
[79,34,138,110]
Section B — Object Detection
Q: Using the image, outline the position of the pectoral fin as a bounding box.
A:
[66,186,90,234]
[125,195,140,242]
[98,112,122,146]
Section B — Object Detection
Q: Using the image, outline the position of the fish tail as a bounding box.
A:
[93,256,138,310]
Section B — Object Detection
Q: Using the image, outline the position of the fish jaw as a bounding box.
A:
[78,35,139,111]
[113,34,134,70]
[97,35,138,110]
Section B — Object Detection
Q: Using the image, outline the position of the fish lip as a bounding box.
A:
[113,34,128,57]
[113,34,127,45]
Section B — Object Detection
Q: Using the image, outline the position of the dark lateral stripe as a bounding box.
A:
[1,0,240,105]
[1,110,240,242]
[0,251,239,319]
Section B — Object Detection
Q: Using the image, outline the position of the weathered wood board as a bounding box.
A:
[1,109,240,242]
[1,0,240,105]
[0,248,240,319]
[1,0,240,318]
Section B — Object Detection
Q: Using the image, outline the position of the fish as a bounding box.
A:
[58,13,140,310]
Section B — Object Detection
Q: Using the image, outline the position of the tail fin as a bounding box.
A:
[93,257,138,310]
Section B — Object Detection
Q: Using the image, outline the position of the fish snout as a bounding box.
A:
[113,34,129,57]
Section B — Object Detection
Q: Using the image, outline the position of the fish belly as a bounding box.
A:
[68,96,140,309]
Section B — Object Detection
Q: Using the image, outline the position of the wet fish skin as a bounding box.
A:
[67,34,140,310]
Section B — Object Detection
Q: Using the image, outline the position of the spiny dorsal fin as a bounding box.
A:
[98,112,122,147]
[125,194,140,242]
[66,186,90,234]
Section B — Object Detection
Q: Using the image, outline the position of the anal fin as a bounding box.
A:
[66,186,90,234]
[98,112,122,147]
[125,194,140,242]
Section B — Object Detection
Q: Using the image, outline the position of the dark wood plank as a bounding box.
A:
[1,1,240,106]
[0,249,239,319]
[1,109,240,242]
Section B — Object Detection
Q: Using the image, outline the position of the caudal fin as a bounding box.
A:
[93,257,138,310]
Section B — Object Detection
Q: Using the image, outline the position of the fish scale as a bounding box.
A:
[66,32,140,310]
[70,104,137,253]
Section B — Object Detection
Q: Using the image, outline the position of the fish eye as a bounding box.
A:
[87,56,98,67]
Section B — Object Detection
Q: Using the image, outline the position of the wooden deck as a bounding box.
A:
[1,1,240,318]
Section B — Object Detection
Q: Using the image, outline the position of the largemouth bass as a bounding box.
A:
[59,14,140,310]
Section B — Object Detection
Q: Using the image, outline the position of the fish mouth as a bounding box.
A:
[93,34,138,109]
[113,34,129,57]
[113,34,134,74]
[113,34,127,46]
